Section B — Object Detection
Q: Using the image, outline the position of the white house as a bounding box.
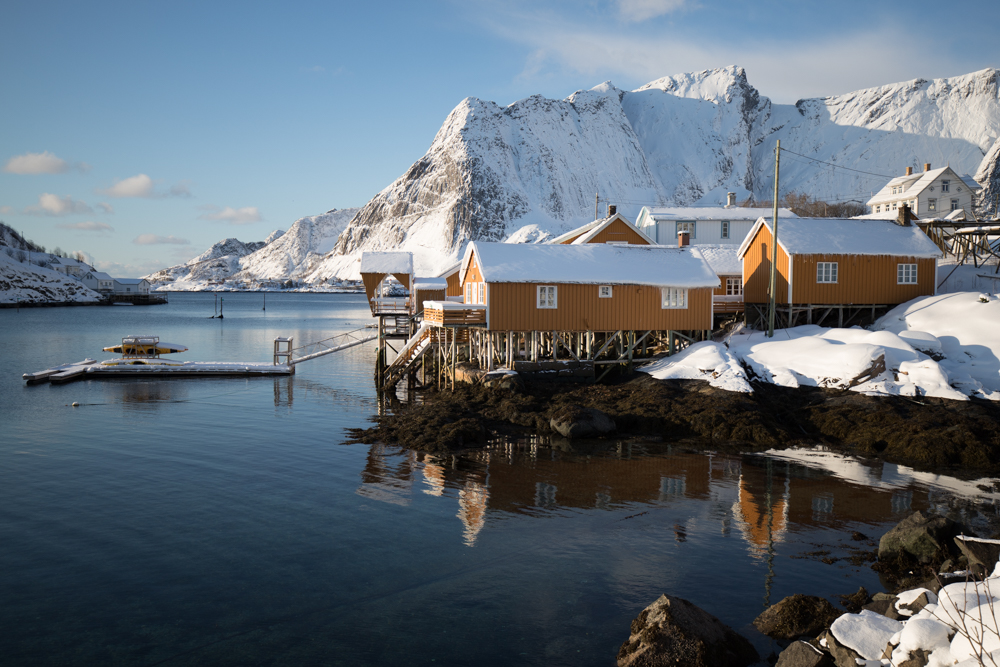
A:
[113,278,150,294]
[47,256,92,278]
[867,163,981,219]
[635,201,798,246]
[80,271,114,293]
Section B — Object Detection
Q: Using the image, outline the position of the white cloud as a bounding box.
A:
[2,151,88,174]
[133,234,190,245]
[24,193,93,216]
[0,205,13,215]
[57,221,115,233]
[100,174,154,198]
[98,174,191,199]
[96,202,115,214]
[617,0,688,22]
[199,205,262,224]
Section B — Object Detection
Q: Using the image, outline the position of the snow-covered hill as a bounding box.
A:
[324,66,1000,278]
[145,236,272,286]
[0,251,102,304]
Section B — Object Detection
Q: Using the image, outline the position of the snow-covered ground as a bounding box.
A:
[0,252,102,304]
[641,292,1000,401]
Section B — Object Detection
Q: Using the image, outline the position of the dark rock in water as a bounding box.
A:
[617,594,758,667]
[820,630,866,667]
[954,535,1000,574]
[836,587,870,613]
[878,511,966,566]
[862,598,901,620]
[550,405,615,438]
[775,640,835,667]
[753,594,841,639]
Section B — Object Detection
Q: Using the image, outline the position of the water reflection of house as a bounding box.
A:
[357,445,415,506]
[458,480,489,546]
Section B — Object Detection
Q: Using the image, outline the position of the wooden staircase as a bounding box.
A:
[382,325,433,389]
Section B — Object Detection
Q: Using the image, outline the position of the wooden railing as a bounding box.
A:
[423,304,487,327]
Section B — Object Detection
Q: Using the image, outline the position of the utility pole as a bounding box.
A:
[595,191,599,221]
[767,140,781,338]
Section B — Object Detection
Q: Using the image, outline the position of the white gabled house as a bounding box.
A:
[867,163,981,219]
[113,278,150,295]
[81,270,114,293]
[635,198,798,246]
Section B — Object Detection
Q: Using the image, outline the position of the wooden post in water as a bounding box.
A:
[767,140,781,338]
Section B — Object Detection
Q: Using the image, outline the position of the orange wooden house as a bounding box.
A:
[737,216,942,327]
[548,211,655,246]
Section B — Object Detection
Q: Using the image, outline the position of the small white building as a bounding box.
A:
[867,163,981,219]
[113,278,150,294]
[80,270,114,293]
[47,256,92,278]
[635,201,798,246]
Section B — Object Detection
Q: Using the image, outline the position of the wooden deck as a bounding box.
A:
[423,302,487,327]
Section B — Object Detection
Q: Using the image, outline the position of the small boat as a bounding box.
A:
[102,335,188,356]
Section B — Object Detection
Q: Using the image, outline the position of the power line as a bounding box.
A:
[778,147,897,179]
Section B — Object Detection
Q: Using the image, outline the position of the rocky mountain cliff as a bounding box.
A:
[975,136,1000,216]
[145,236,272,285]
[320,66,1000,278]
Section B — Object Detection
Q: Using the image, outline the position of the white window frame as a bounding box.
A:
[816,262,838,284]
[536,285,557,309]
[598,285,612,298]
[675,221,696,240]
[661,287,688,309]
[720,220,730,239]
[951,199,959,211]
[928,198,936,211]
[478,282,485,304]
[897,263,918,284]
[875,205,881,213]
[941,180,950,193]
[725,277,743,296]
[465,282,472,303]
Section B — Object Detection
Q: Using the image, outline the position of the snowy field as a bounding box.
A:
[0,252,102,304]
[641,292,1000,401]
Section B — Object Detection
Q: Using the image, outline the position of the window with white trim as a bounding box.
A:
[897,263,918,284]
[816,262,838,283]
[928,198,936,211]
[465,282,473,303]
[726,277,743,296]
[951,199,959,211]
[675,221,696,239]
[537,285,557,309]
[875,205,881,213]
[661,287,688,309]
[478,282,485,303]
[598,285,612,298]
[720,221,730,239]
[941,180,950,193]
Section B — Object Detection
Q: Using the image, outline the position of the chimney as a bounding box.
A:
[924,163,932,172]
[906,166,913,176]
[677,230,690,247]
[726,192,736,207]
[607,204,617,217]
[897,203,912,227]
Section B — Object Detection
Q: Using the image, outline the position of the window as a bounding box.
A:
[897,263,918,284]
[726,277,743,296]
[466,282,472,303]
[537,285,557,309]
[598,285,612,298]
[892,201,898,209]
[816,262,838,283]
[675,221,696,240]
[478,282,485,303]
[951,199,959,211]
[941,180,950,193]
[875,205,881,213]
[661,287,688,309]
[928,198,937,211]
[720,221,730,239]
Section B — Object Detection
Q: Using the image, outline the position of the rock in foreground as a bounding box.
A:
[753,594,841,639]
[618,594,758,667]
[878,510,965,566]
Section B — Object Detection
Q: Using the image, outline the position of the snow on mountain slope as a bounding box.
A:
[975,136,1000,213]
[237,208,359,281]
[145,237,267,285]
[0,251,102,303]
[326,67,1000,279]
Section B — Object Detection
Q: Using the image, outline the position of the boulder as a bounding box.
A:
[954,535,1000,574]
[898,591,931,616]
[454,361,485,385]
[775,641,835,667]
[878,511,965,566]
[480,370,524,391]
[820,630,866,667]
[617,594,758,667]
[753,594,841,639]
[550,405,616,438]
[861,598,901,620]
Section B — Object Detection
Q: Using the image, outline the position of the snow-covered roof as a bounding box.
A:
[642,206,798,221]
[694,244,742,275]
[114,278,148,285]
[570,214,655,245]
[462,241,720,288]
[737,217,943,259]
[961,174,982,190]
[548,218,604,244]
[87,271,113,280]
[413,277,448,290]
[359,251,414,275]
[435,262,461,278]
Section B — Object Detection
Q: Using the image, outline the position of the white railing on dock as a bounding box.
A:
[286,326,377,365]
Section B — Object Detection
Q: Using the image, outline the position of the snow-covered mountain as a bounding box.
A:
[976,136,1000,215]
[322,66,1000,278]
[236,208,358,282]
[145,236,272,285]
[0,251,102,303]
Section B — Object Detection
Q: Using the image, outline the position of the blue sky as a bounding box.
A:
[3,0,998,276]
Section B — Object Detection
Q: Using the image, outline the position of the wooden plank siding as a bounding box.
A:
[486,283,713,331]
[713,275,741,296]
[790,255,935,304]
[742,223,791,303]
[415,289,447,308]
[445,271,462,297]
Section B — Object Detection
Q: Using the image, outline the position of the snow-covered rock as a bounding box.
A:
[325,67,1000,278]
[145,237,267,285]
[0,251,102,303]
[239,208,359,282]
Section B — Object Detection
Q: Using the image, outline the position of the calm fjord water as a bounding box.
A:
[1,292,997,666]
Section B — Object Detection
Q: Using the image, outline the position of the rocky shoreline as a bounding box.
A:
[349,373,1000,476]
